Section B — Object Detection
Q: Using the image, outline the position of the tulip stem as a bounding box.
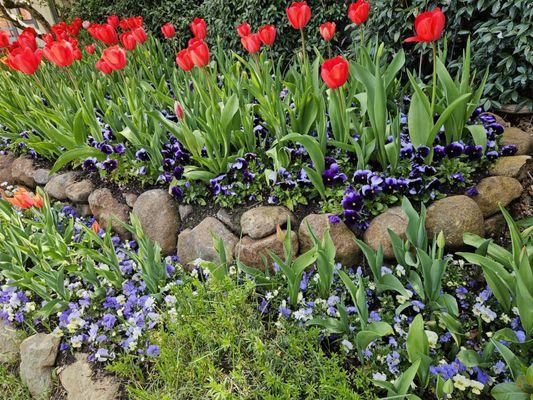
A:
[359,25,364,48]
[431,42,437,115]
[300,29,307,70]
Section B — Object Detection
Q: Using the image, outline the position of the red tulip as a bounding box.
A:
[96,58,113,74]
[321,56,349,89]
[405,8,445,43]
[88,23,117,45]
[1,187,42,209]
[161,23,176,39]
[188,38,209,67]
[176,49,194,71]
[6,47,42,74]
[348,0,370,25]
[132,27,147,44]
[73,47,83,61]
[258,25,276,46]
[190,18,207,39]
[102,45,127,70]
[241,33,262,54]
[120,32,137,51]
[174,101,183,119]
[0,30,10,48]
[41,33,54,44]
[286,2,311,30]
[319,22,336,41]
[15,30,37,51]
[237,22,251,38]
[43,40,75,67]
[67,17,83,37]
[107,15,120,28]
[85,44,95,55]
[119,16,143,30]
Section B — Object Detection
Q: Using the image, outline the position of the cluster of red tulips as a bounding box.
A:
[0,187,43,209]
[174,18,210,70]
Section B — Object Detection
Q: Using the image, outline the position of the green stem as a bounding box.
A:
[300,28,307,70]
[359,25,364,48]
[431,42,437,116]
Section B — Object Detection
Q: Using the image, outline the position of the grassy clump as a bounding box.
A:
[110,279,373,400]
[0,364,31,400]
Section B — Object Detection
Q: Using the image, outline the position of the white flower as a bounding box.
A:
[453,374,469,391]
[341,339,353,353]
[395,265,405,277]
[425,330,439,348]
[164,295,177,305]
[470,380,484,395]
[372,372,387,381]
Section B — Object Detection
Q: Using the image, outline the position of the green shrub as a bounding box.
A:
[110,279,373,399]
[0,364,31,400]
[62,0,532,109]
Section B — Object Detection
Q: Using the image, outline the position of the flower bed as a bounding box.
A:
[0,2,532,399]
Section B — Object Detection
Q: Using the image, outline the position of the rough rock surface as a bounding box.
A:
[0,154,15,184]
[484,213,506,237]
[299,214,360,266]
[44,172,78,200]
[240,206,296,239]
[473,176,523,217]
[216,208,240,233]
[177,217,238,265]
[124,193,138,208]
[11,157,37,188]
[489,156,531,179]
[88,188,130,238]
[178,204,193,221]
[66,179,94,203]
[363,207,408,258]
[0,320,21,363]
[426,195,484,248]
[32,168,52,186]
[487,112,510,128]
[132,189,180,255]
[59,353,120,400]
[235,230,299,270]
[502,127,533,155]
[19,333,60,398]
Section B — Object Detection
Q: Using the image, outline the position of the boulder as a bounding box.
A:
[363,207,408,259]
[216,208,240,233]
[88,188,130,238]
[32,168,52,186]
[19,333,60,398]
[473,176,523,217]
[502,127,532,155]
[484,213,506,237]
[299,214,360,266]
[132,189,180,255]
[240,206,295,239]
[178,204,193,221]
[59,353,120,400]
[11,157,37,188]
[124,193,138,208]
[235,230,298,271]
[44,172,78,200]
[177,217,238,265]
[66,179,94,203]
[489,156,531,179]
[426,195,484,248]
[0,320,21,363]
[0,154,15,185]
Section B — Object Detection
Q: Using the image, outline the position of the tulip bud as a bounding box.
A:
[174,101,183,119]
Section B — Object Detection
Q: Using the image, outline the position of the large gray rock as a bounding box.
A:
[235,230,299,271]
[473,176,523,217]
[32,168,52,186]
[502,127,532,155]
[44,172,78,200]
[11,157,37,188]
[177,217,238,265]
[216,208,240,233]
[299,214,360,266]
[178,204,193,221]
[19,333,60,398]
[59,353,120,400]
[363,207,408,259]
[124,193,138,208]
[426,195,484,248]
[0,320,21,363]
[0,154,15,185]
[88,188,130,238]
[489,156,531,179]
[66,179,94,203]
[240,206,296,239]
[132,189,180,255]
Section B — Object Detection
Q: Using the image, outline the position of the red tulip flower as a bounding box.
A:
[6,47,42,75]
[88,23,118,45]
[319,22,336,41]
[174,101,184,119]
[16,30,37,51]
[0,30,10,48]
[176,48,194,71]
[237,22,251,38]
[85,44,95,55]
[43,40,75,67]
[321,56,349,89]
[348,0,370,25]
[132,27,147,44]
[41,33,54,44]
[188,38,209,67]
[96,58,113,74]
[162,23,176,39]
[258,25,276,46]
[1,187,42,209]
[120,32,137,51]
[102,45,127,70]
[190,18,207,39]
[286,2,311,30]
[107,15,120,28]
[241,33,262,54]
[405,8,445,43]
[73,47,83,61]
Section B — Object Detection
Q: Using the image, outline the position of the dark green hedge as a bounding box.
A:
[62,0,532,109]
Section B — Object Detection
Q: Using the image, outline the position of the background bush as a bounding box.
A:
[62,0,532,110]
